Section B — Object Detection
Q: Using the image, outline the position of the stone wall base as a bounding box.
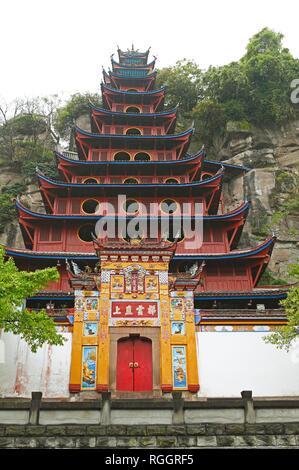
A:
[0,423,298,448]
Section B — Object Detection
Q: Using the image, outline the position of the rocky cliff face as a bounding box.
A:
[2,119,299,280]
[0,171,43,250]
[222,119,299,279]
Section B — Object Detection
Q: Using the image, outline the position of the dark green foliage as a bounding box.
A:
[264,263,299,350]
[258,269,287,286]
[1,182,27,196]
[0,247,63,352]
[0,104,57,180]
[12,140,55,178]
[0,182,27,233]
[5,114,47,136]
[157,28,299,148]
[0,193,17,233]
[191,100,227,147]
[53,92,102,143]
[156,60,203,113]
[241,29,299,124]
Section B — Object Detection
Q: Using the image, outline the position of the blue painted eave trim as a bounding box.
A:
[194,294,287,301]
[174,238,274,260]
[205,159,250,172]
[56,149,204,166]
[37,170,222,189]
[111,58,156,69]
[5,236,274,262]
[101,84,166,96]
[90,104,177,118]
[75,126,194,140]
[6,251,98,261]
[109,70,157,79]
[16,200,249,221]
[29,296,74,301]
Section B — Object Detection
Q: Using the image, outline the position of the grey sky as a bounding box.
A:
[1,0,298,101]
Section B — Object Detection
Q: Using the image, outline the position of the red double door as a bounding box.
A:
[116,337,153,392]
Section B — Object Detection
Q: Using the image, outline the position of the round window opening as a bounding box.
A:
[82,199,99,214]
[202,173,212,180]
[124,178,138,184]
[127,89,137,92]
[126,128,141,135]
[123,199,139,214]
[126,107,140,113]
[114,152,131,161]
[134,152,151,161]
[83,178,98,184]
[165,178,179,184]
[161,199,177,214]
[166,231,184,243]
[78,224,96,242]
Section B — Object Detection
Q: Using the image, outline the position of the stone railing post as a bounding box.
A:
[28,391,42,425]
[101,391,111,425]
[241,390,256,424]
[172,391,184,424]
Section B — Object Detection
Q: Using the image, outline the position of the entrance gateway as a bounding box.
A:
[68,238,201,396]
[116,336,152,392]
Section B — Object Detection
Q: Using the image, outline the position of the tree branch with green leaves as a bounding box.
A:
[0,247,65,352]
[264,263,299,351]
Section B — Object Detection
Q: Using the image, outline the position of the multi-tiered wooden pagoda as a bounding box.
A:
[5,46,287,395]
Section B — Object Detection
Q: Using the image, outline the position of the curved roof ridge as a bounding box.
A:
[208,201,250,219]
[75,125,194,139]
[16,198,247,221]
[101,83,166,95]
[174,236,276,260]
[109,70,157,79]
[205,159,251,172]
[117,47,150,57]
[90,103,177,117]
[4,237,275,261]
[37,169,223,189]
[111,57,156,69]
[55,148,204,166]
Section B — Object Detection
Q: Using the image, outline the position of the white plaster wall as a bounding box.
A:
[0,332,72,398]
[1,331,299,399]
[39,410,101,424]
[196,332,299,397]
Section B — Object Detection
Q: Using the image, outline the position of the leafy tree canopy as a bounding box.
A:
[264,263,299,351]
[156,60,203,113]
[156,28,299,150]
[0,247,64,352]
[53,92,101,142]
[0,182,27,233]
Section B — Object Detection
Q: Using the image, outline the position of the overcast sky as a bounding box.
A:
[1,0,298,102]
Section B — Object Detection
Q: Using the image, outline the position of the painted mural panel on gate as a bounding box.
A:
[81,346,97,389]
[171,321,185,335]
[83,322,98,336]
[172,346,187,389]
[111,275,125,293]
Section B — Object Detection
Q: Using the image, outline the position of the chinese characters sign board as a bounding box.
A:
[109,300,160,326]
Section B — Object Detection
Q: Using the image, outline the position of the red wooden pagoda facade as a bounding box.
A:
[5,46,287,395]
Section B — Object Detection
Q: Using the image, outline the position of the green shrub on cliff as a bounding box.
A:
[53,92,101,146]
[157,28,299,147]
[0,183,27,233]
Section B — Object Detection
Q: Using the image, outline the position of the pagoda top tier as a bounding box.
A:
[111,57,156,72]
[117,45,150,66]
[103,68,157,91]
